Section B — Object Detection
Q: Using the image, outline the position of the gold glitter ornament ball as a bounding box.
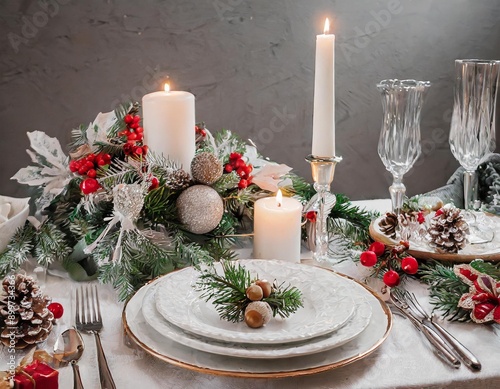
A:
[191,152,223,185]
[176,185,224,234]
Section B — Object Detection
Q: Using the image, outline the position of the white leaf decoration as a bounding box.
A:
[87,110,117,148]
[12,131,72,211]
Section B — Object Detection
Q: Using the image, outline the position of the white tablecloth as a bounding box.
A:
[7,200,500,388]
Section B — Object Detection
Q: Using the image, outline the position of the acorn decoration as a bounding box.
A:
[195,261,303,329]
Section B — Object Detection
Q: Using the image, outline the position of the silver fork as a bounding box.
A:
[400,290,481,371]
[76,285,117,389]
[389,289,460,368]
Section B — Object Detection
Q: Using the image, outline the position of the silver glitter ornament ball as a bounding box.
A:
[176,185,224,234]
[191,152,223,185]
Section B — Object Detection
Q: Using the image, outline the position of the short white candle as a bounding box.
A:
[253,190,302,262]
[142,84,196,174]
[312,18,335,157]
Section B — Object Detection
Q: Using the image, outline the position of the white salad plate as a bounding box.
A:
[142,280,371,359]
[123,262,392,378]
[154,260,356,344]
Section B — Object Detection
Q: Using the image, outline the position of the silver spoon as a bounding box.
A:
[54,328,85,389]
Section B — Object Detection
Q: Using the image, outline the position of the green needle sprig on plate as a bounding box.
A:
[195,261,304,323]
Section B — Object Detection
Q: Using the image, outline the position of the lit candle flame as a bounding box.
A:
[324,18,330,34]
[164,83,170,92]
[276,189,283,208]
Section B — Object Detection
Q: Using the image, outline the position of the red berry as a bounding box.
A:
[84,161,94,170]
[130,121,139,129]
[200,130,206,136]
[237,167,246,178]
[86,153,96,161]
[124,114,133,124]
[435,208,444,217]
[97,158,107,166]
[78,166,87,175]
[368,241,385,257]
[224,164,233,173]
[417,211,425,224]
[127,132,138,141]
[235,159,245,168]
[102,153,111,162]
[69,161,79,172]
[87,169,97,178]
[142,145,148,154]
[80,178,100,195]
[401,256,419,275]
[243,165,253,175]
[230,152,242,161]
[149,176,159,190]
[136,126,144,133]
[383,270,400,287]
[238,179,248,189]
[360,250,377,267]
[48,302,64,319]
[133,115,141,123]
[134,147,143,155]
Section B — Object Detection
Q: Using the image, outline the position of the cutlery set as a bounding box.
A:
[389,289,481,371]
[55,284,116,389]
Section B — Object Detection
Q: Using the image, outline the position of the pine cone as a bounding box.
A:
[428,206,469,253]
[0,274,54,349]
[164,169,191,191]
[379,212,398,238]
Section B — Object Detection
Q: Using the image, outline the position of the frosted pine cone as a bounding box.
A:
[0,274,54,349]
[428,206,469,253]
[164,169,191,191]
[379,212,398,238]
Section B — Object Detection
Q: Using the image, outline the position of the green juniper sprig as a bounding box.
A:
[195,261,303,323]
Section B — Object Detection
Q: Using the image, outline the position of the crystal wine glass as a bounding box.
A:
[377,79,431,215]
[449,59,500,210]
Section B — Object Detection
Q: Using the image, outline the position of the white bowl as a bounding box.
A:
[0,196,30,252]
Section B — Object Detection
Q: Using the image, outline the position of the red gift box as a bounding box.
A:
[14,359,58,389]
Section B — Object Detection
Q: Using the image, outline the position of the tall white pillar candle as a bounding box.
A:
[312,18,335,157]
[142,84,196,174]
[253,190,302,262]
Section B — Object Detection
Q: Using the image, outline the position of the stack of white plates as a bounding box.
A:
[123,260,392,378]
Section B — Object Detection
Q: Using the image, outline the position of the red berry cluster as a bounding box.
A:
[359,241,419,287]
[69,153,111,179]
[121,114,148,157]
[224,152,253,189]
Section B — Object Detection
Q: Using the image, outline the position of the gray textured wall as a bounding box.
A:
[1,0,499,200]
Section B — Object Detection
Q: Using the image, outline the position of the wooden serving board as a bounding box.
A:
[369,218,500,263]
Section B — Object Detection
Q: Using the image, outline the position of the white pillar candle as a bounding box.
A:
[253,190,302,262]
[312,18,335,157]
[142,84,196,174]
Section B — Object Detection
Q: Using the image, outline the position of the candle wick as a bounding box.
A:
[278,203,282,208]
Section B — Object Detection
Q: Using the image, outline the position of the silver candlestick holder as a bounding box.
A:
[306,154,342,263]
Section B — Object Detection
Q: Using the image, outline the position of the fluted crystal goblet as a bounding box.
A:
[449,59,500,210]
[377,79,431,215]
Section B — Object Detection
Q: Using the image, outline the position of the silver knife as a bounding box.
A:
[392,303,460,368]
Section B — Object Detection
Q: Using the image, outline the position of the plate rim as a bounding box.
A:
[122,263,393,378]
[154,259,356,344]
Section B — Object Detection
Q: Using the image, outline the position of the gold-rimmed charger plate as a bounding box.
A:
[370,216,500,262]
[122,263,392,378]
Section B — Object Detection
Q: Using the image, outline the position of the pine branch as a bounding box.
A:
[34,223,72,267]
[419,261,470,321]
[469,259,500,280]
[98,159,142,191]
[68,124,89,150]
[0,223,36,276]
[195,261,303,323]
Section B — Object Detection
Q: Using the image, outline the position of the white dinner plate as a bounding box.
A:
[155,260,355,344]
[123,265,392,378]
[142,280,371,359]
